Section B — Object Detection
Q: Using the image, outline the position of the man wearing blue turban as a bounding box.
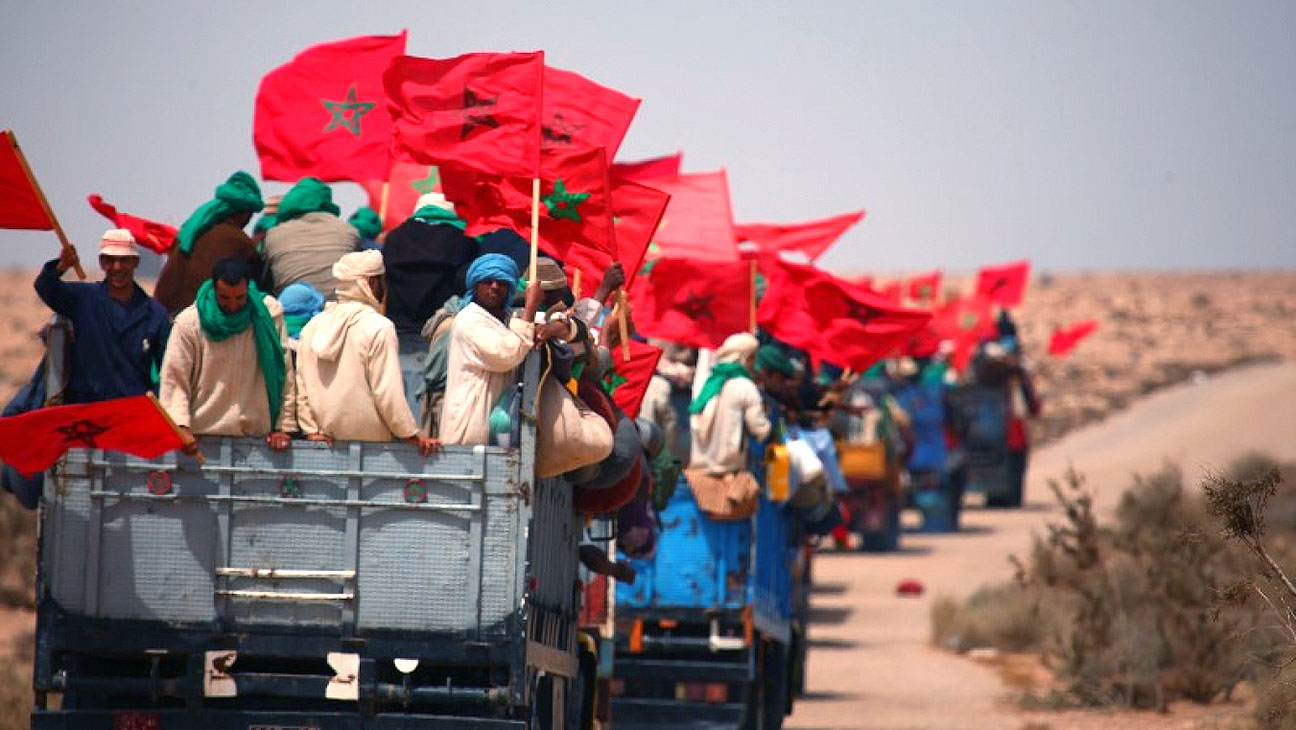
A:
[439,254,555,445]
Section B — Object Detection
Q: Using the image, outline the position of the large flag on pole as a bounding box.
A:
[87,195,177,254]
[542,65,639,158]
[254,32,407,183]
[385,51,545,178]
[631,257,751,349]
[1,129,55,230]
[648,170,738,262]
[734,209,865,261]
[758,259,932,372]
[612,152,682,183]
[0,395,188,476]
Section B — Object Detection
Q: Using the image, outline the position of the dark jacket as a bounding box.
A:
[154,222,266,316]
[34,259,171,403]
[381,219,479,340]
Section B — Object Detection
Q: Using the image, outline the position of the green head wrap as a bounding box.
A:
[253,213,277,235]
[175,171,264,255]
[348,206,383,240]
[409,204,466,230]
[755,345,795,378]
[194,279,286,426]
[276,177,340,223]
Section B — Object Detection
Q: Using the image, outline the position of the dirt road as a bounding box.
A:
[785,362,1296,730]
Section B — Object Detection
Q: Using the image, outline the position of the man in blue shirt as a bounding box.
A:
[34,229,171,403]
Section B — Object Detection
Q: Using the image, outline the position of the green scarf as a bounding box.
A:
[175,171,264,255]
[194,279,286,426]
[409,204,466,230]
[276,177,340,223]
[689,361,751,414]
[348,206,383,239]
[755,345,795,378]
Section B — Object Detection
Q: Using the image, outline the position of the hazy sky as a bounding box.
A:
[2,0,1294,275]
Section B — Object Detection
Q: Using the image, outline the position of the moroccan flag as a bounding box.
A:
[611,151,682,182]
[875,280,903,304]
[649,170,738,262]
[906,270,942,303]
[1048,319,1099,356]
[359,160,442,231]
[975,259,1031,307]
[254,32,407,183]
[0,395,187,476]
[631,257,751,350]
[757,259,931,372]
[929,295,997,371]
[440,144,616,271]
[605,339,663,419]
[0,130,54,230]
[543,65,639,158]
[385,51,544,178]
[734,209,864,261]
[87,194,177,254]
[560,176,670,296]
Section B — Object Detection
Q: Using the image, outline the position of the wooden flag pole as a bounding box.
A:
[616,289,631,360]
[378,181,391,226]
[529,178,540,288]
[4,130,86,280]
[146,393,205,466]
[749,259,758,333]
[571,269,582,300]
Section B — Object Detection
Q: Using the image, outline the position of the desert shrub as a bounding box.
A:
[930,583,1045,653]
[0,494,36,608]
[1254,661,1296,730]
[0,662,30,729]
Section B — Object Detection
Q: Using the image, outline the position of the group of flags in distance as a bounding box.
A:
[0,31,1102,469]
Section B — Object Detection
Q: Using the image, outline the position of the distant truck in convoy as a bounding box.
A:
[30,353,591,729]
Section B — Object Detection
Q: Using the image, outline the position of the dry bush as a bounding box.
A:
[0,662,30,730]
[930,584,1046,653]
[0,495,35,608]
[1253,661,1296,730]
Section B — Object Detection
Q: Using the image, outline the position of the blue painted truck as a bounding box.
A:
[610,470,801,730]
[29,353,589,729]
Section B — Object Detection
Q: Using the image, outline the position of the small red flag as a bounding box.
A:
[0,396,186,476]
[1048,319,1099,356]
[385,51,544,178]
[441,144,616,268]
[906,270,942,303]
[561,176,669,296]
[87,194,177,254]
[734,209,865,261]
[360,160,442,232]
[975,259,1031,307]
[542,65,640,159]
[649,170,738,262]
[875,280,903,304]
[605,339,664,419]
[0,130,54,230]
[929,295,998,371]
[254,32,407,183]
[757,259,931,372]
[631,258,751,349]
[611,152,682,182]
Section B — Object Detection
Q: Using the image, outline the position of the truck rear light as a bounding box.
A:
[674,682,729,703]
[609,678,625,696]
[704,682,728,703]
[112,712,159,730]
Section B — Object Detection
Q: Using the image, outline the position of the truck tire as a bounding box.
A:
[738,644,765,730]
[762,639,788,729]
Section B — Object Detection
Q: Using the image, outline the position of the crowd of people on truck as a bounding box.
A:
[2,169,1040,557]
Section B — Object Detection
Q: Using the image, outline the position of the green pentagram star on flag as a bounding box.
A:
[321,86,376,136]
[410,167,441,194]
[543,179,590,223]
[603,371,628,395]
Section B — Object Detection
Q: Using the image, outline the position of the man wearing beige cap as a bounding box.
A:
[33,229,171,403]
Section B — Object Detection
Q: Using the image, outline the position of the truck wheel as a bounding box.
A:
[738,643,766,730]
[762,639,788,729]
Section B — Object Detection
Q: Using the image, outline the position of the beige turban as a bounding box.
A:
[333,250,384,282]
[715,333,759,364]
[414,192,456,215]
[99,228,138,257]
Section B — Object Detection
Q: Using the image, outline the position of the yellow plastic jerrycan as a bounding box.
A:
[765,442,792,501]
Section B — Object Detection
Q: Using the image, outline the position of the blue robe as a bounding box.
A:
[33,259,171,403]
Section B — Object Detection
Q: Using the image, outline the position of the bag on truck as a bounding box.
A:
[536,376,614,478]
[685,468,760,521]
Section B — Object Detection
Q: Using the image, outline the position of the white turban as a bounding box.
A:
[332,250,384,282]
[715,333,758,364]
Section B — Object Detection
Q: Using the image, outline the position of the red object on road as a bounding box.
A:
[895,579,925,596]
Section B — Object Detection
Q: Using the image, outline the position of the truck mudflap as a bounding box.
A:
[31,708,527,729]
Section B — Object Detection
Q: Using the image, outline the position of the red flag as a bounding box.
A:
[565,177,669,296]
[876,280,903,304]
[734,209,864,261]
[542,66,639,159]
[631,258,751,349]
[0,396,186,476]
[975,259,1031,307]
[1048,319,1099,356]
[254,32,407,183]
[87,195,177,254]
[929,295,997,371]
[440,144,616,268]
[757,259,931,372]
[611,152,682,182]
[649,170,738,262]
[0,130,54,230]
[385,51,544,178]
[605,339,663,419]
[360,160,442,232]
[906,270,942,303]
